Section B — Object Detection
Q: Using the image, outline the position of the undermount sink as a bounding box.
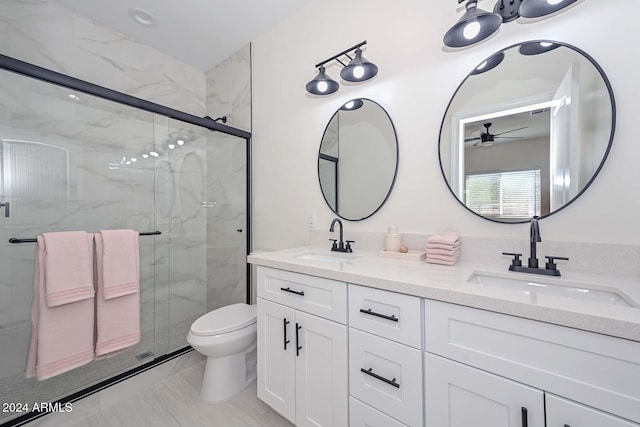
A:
[296,252,358,264]
[468,272,635,307]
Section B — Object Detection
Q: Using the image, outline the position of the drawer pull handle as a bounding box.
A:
[296,323,302,356]
[283,318,290,350]
[521,407,528,427]
[359,308,398,322]
[280,287,305,296]
[360,368,400,388]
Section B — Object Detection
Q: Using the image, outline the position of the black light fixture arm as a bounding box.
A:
[314,40,367,69]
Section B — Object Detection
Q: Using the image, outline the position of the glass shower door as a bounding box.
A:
[0,68,164,424]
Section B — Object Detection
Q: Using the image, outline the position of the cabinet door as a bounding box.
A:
[257,298,296,423]
[425,353,545,427]
[295,310,348,427]
[546,394,640,427]
[349,397,408,427]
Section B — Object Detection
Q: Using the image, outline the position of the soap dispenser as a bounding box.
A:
[385,226,401,252]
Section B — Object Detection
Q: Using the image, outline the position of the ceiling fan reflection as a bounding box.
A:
[465,122,527,147]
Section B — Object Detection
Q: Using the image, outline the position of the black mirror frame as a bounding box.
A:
[317,98,400,221]
[438,40,616,224]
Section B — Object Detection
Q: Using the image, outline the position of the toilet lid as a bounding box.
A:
[190,303,257,336]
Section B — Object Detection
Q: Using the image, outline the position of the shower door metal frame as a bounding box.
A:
[0,53,252,427]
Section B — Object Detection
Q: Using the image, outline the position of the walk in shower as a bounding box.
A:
[0,56,250,425]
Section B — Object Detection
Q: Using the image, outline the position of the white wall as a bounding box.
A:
[252,0,640,250]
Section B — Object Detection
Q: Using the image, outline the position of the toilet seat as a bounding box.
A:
[190,303,257,336]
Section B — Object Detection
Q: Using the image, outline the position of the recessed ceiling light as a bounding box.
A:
[128,8,157,27]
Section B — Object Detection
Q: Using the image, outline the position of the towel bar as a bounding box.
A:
[8,231,161,244]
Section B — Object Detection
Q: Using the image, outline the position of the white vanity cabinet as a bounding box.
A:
[546,394,640,427]
[348,284,423,427]
[256,267,348,427]
[424,299,640,427]
[425,353,545,427]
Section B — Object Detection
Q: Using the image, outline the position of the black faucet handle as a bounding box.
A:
[502,252,523,267]
[329,238,338,251]
[345,240,355,253]
[544,255,569,271]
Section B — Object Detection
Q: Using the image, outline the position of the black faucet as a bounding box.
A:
[503,216,569,276]
[529,216,542,268]
[329,218,354,253]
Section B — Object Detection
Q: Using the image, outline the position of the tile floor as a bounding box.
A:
[28,361,293,427]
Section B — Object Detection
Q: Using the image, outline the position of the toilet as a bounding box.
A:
[186,303,257,402]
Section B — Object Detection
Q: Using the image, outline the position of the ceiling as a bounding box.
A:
[57,0,311,71]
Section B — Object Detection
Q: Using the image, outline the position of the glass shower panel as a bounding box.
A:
[163,118,209,351]
[205,131,247,312]
[0,69,164,424]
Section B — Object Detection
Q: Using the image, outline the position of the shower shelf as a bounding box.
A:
[8,230,162,244]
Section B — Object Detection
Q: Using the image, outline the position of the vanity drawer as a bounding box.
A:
[546,394,640,427]
[257,266,347,323]
[349,328,423,427]
[349,396,408,427]
[349,284,421,348]
[424,299,640,423]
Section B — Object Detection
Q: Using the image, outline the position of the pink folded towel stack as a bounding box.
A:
[426,232,461,266]
[26,232,96,380]
[95,230,141,357]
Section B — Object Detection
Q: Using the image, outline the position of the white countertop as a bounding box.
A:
[248,246,640,342]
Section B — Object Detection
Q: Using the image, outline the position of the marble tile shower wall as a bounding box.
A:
[205,44,251,311]
[0,1,213,421]
[206,44,251,132]
[0,0,206,117]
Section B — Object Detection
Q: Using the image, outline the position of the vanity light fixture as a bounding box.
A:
[519,0,578,18]
[340,99,364,111]
[306,66,340,95]
[518,41,560,55]
[444,0,580,48]
[470,52,505,75]
[443,0,503,48]
[340,49,378,82]
[305,41,378,96]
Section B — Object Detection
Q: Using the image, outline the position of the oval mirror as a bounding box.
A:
[318,98,398,221]
[439,41,615,223]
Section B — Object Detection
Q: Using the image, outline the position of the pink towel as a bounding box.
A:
[41,231,95,307]
[95,232,140,357]
[427,233,461,246]
[426,247,461,257]
[99,230,139,300]
[426,257,459,266]
[26,234,95,380]
[426,253,460,263]
[427,241,461,250]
